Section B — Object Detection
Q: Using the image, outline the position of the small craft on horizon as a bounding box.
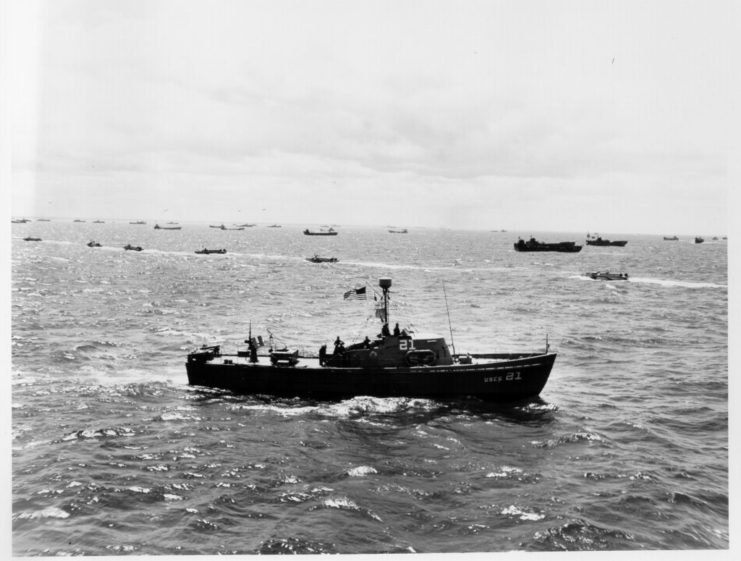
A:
[514,237,582,253]
[583,271,629,281]
[306,255,338,263]
[195,248,227,254]
[586,234,627,247]
[304,227,338,236]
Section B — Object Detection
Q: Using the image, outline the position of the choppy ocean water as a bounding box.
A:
[10,222,728,555]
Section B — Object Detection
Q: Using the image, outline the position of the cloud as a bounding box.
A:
[10,0,729,234]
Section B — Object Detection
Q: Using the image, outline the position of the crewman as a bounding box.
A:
[393,323,400,336]
[333,336,345,355]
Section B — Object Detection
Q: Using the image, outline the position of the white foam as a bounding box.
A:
[501,505,544,521]
[347,465,378,477]
[486,466,523,478]
[16,507,70,520]
[324,497,359,510]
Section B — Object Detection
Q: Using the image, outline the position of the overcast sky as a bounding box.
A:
[7,0,733,234]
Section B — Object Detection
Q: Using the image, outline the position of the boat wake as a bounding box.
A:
[224,395,440,419]
[342,260,518,274]
[571,274,725,289]
[629,277,726,289]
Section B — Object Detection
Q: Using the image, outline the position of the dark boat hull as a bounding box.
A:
[513,243,582,253]
[586,240,627,246]
[584,272,628,281]
[186,352,556,402]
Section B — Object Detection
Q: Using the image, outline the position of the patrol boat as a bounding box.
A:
[186,279,556,401]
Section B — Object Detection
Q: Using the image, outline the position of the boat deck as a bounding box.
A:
[194,352,547,370]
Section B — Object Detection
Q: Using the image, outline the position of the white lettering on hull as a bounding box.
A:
[484,371,523,383]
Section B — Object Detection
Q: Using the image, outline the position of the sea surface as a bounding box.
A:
[10,222,728,555]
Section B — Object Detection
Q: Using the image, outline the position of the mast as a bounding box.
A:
[379,278,391,324]
[442,281,456,356]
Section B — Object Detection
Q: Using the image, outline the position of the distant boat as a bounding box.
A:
[23,236,42,242]
[130,221,146,225]
[513,237,582,253]
[154,224,182,230]
[11,218,30,223]
[195,248,227,255]
[583,271,629,281]
[209,224,243,230]
[304,228,337,236]
[124,244,143,251]
[306,255,338,263]
[86,241,101,247]
[586,234,627,247]
[663,236,679,241]
[235,223,256,228]
[268,224,282,228]
[73,219,85,223]
[695,237,704,244]
[36,218,51,222]
[388,228,408,234]
[93,220,105,224]
[712,237,718,241]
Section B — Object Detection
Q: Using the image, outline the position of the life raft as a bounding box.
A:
[270,350,299,366]
[405,349,436,366]
[187,345,220,363]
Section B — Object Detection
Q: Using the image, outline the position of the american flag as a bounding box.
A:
[343,286,367,300]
